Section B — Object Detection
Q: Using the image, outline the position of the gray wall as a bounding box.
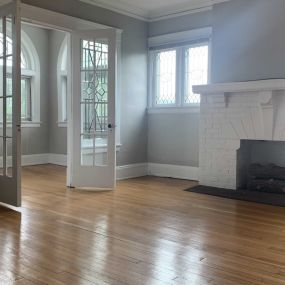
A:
[147,0,285,168]
[48,30,67,155]
[212,0,285,83]
[148,9,212,37]
[22,0,148,166]
[147,10,211,167]
[148,113,199,166]
[21,24,50,155]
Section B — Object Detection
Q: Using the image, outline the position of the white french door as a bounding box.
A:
[68,29,117,189]
[0,0,21,206]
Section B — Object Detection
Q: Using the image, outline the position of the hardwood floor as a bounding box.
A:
[0,164,285,284]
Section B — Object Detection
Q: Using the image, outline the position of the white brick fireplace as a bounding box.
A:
[193,79,285,189]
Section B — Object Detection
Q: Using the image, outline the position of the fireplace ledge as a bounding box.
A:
[193,79,285,94]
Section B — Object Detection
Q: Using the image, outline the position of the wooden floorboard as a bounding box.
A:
[0,164,285,284]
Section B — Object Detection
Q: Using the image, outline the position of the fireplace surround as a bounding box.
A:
[193,79,285,190]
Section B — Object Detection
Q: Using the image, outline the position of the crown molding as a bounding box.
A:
[80,0,232,22]
[80,0,149,21]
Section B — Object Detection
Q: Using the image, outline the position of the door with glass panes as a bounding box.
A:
[0,0,21,206]
[68,29,116,189]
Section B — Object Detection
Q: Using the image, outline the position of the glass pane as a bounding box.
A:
[0,18,2,59]
[80,39,109,166]
[155,50,176,105]
[6,137,12,177]
[0,98,2,129]
[5,17,13,68]
[0,16,14,178]
[0,137,3,176]
[81,134,94,166]
[185,44,208,104]
[6,78,12,122]
[21,77,31,121]
[61,75,67,122]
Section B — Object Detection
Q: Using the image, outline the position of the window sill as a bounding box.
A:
[147,106,200,114]
[0,121,41,128]
[22,121,41,128]
[58,121,67,128]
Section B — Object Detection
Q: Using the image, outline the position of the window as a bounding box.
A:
[184,44,209,104]
[6,76,32,121]
[20,77,32,121]
[0,29,40,126]
[155,49,176,105]
[57,36,68,125]
[149,28,211,110]
[0,33,33,122]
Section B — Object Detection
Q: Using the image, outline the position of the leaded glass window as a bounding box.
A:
[80,39,109,166]
[155,50,176,105]
[150,41,209,108]
[184,44,208,104]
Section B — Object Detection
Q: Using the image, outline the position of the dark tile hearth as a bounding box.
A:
[185,185,285,207]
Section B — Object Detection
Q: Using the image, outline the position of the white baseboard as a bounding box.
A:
[20,153,67,167]
[116,163,148,180]
[0,154,49,167]
[148,163,199,181]
[19,154,199,181]
[22,153,49,166]
[48,153,67,166]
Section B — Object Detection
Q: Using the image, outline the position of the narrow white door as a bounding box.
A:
[68,29,117,189]
[0,0,21,206]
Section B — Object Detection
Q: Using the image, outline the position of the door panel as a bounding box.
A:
[0,0,21,207]
[69,29,116,189]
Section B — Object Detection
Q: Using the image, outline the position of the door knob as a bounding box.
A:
[108,123,115,129]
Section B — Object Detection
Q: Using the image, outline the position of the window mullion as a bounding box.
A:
[152,52,158,107]
[181,47,187,106]
[176,48,182,107]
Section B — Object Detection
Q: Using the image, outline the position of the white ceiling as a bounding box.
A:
[81,0,231,21]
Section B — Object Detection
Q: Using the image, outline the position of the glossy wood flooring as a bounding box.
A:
[0,165,285,285]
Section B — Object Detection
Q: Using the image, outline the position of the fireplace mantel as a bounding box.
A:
[194,79,285,190]
[193,79,285,94]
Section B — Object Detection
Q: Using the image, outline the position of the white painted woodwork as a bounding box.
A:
[194,79,285,189]
[80,0,231,21]
[193,79,285,189]
[0,0,21,207]
[69,29,117,189]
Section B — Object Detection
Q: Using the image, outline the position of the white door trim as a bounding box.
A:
[19,4,122,188]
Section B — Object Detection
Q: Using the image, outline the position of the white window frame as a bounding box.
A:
[0,29,41,127]
[21,30,41,126]
[148,27,212,114]
[57,35,68,127]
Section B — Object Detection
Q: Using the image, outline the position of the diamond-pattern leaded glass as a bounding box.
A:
[81,40,108,134]
[80,39,109,166]
[155,50,176,105]
[184,44,208,104]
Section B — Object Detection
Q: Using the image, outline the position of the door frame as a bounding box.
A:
[20,3,122,187]
[0,0,22,207]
